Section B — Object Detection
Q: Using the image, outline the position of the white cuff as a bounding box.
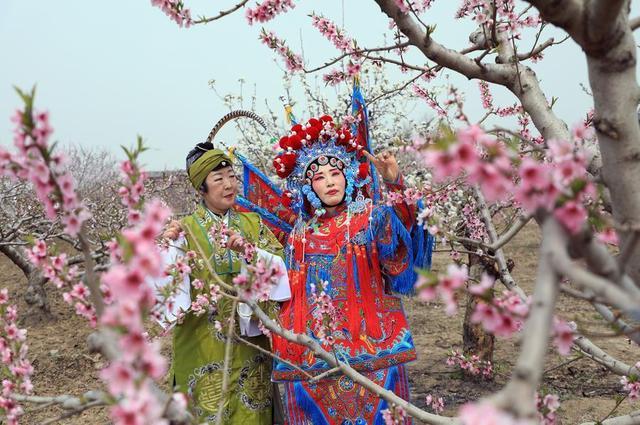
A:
[257,248,291,302]
[151,236,191,329]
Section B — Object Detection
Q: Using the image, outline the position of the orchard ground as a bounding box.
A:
[1,223,636,423]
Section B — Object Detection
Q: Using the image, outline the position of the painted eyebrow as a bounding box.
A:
[210,169,235,178]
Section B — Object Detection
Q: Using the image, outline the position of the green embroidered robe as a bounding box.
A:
[173,205,283,424]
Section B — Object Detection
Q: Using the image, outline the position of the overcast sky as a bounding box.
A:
[2,1,639,170]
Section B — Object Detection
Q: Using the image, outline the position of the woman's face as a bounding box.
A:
[202,165,239,214]
[310,163,346,207]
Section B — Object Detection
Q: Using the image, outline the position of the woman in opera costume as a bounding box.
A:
[270,115,430,425]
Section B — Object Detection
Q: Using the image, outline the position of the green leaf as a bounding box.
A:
[570,179,587,194]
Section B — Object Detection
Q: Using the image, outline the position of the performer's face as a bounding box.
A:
[202,165,238,214]
[311,164,346,207]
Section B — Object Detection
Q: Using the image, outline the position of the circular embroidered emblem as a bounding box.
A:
[238,354,272,410]
[338,375,355,392]
[188,362,228,416]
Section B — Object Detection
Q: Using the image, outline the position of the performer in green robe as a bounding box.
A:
[153,142,290,424]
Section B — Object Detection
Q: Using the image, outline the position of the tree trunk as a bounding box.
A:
[25,271,50,315]
[0,245,51,314]
[463,252,495,379]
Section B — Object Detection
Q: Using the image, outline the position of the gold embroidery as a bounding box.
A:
[196,370,225,413]
[242,360,270,404]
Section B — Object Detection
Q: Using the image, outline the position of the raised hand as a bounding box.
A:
[225,229,246,253]
[162,220,183,240]
[362,150,400,183]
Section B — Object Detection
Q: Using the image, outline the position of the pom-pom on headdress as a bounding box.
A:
[272,115,372,216]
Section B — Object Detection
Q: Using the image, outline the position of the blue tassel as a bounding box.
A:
[412,200,436,271]
[412,223,425,269]
[293,382,329,425]
[373,367,400,425]
[368,206,415,295]
[425,231,435,269]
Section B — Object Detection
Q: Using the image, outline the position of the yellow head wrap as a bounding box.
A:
[187,149,232,189]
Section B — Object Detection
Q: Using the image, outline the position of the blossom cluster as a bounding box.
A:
[459,401,517,424]
[536,392,560,425]
[416,263,468,315]
[233,258,282,302]
[27,241,97,326]
[150,0,192,27]
[117,139,148,224]
[446,349,493,379]
[551,318,576,356]
[412,84,448,118]
[385,187,423,207]
[423,125,595,235]
[309,281,340,347]
[621,374,640,400]
[461,202,488,241]
[394,0,435,14]
[425,394,445,414]
[460,397,562,424]
[322,69,348,86]
[1,91,90,236]
[246,0,296,25]
[311,13,353,52]
[471,290,528,337]
[455,0,541,38]
[478,81,524,119]
[414,180,469,239]
[99,191,175,424]
[0,291,33,425]
[382,404,408,425]
[259,29,304,72]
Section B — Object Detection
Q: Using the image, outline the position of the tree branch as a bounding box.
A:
[0,244,34,276]
[304,42,411,73]
[573,335,639,377]
[374,0,513,85]
[490,218,562,418]
[581,410,640,425]
[474,188,526,299]
[550,249,640,316]
[192,0,250,25]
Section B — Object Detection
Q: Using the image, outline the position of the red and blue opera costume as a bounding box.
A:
[233,83,434,424]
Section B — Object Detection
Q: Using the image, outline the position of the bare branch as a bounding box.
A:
[474,188,526,299]
[456,213,532,253]
[13,391,108,425]
[304,42,411,73]
[0,244,34,275]
[574,335,639,377]
[233,332,314,380]
[374,0,513,85]
[592,302,640,345]
[569,230,640,298]
[581,410,640,425]
[192,0,250,25]
[550,249,640,316]
[491,218,562,418]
